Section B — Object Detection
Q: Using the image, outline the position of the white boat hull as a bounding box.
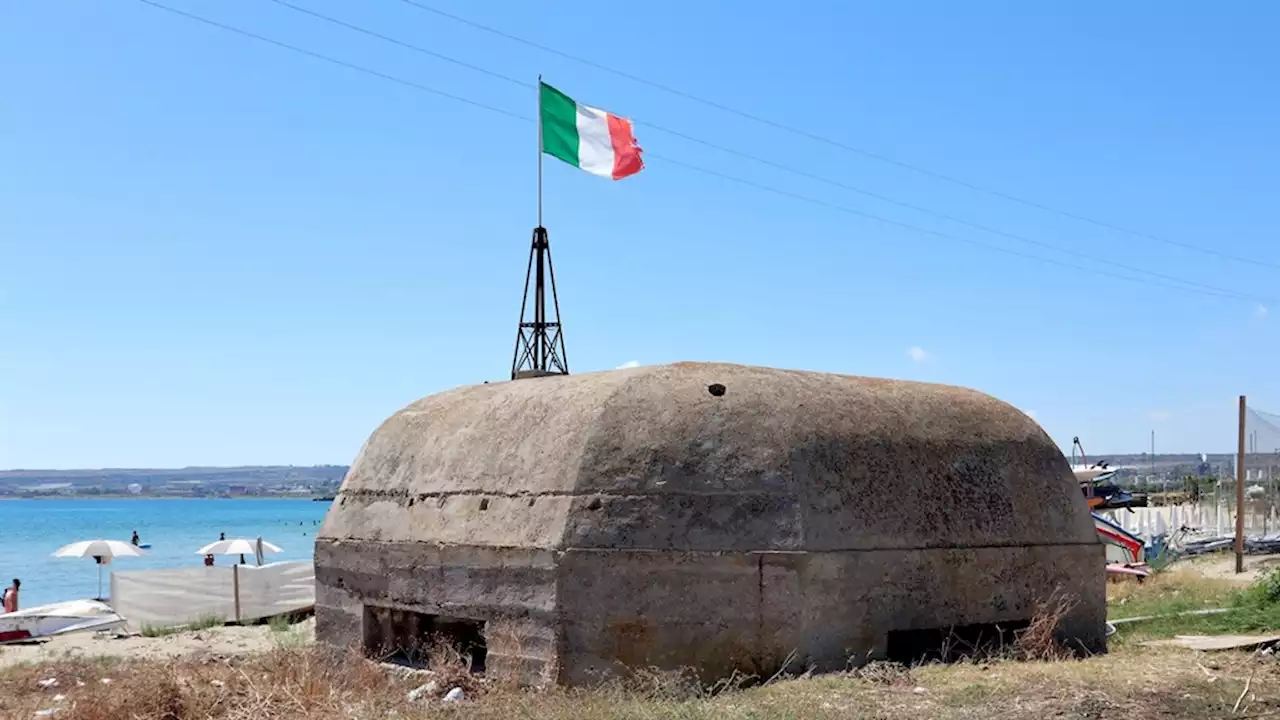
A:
[0,599,126,644]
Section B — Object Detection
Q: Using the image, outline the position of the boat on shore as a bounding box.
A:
[0,599,126,644]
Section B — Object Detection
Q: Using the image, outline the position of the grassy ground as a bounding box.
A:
[1108,564,1280,645]
[10,561,1280,719]
[3,641,1278,720]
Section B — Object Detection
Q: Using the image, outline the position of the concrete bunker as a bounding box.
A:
[316,362,1104,684]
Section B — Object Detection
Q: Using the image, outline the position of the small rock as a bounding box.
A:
[74,681,85,688]
[1207,661,1221,670]
[99,678,113,685]
[407,680,438,702]
[210,680,225,688]
[37,678,58,689]
[912,687,927,695]
[52,695,65,703]
[33,710,58,718]
[443,687,465,703]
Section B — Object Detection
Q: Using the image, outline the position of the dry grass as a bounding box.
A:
[1108,569,1240,620]
[0,589,1272,719]
[5,641,1280,719]
[1011,588,1079,661]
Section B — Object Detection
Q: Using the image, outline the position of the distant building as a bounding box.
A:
[127,483,142,495]
[21,482,73,494]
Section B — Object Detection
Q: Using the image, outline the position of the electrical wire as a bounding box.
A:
[393,0,1280,272]
[260,0,1268,302]
[135,0,526,122]
[266,0,526,91]
[134,0,1273,304]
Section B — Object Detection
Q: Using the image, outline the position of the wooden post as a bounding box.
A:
[231,563,240,620]
[1237,395,1247,574]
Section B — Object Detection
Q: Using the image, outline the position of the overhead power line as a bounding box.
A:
[258,0,1268,303]
[393,0,1280,273]
[266,0,526,91]
[133,0,1272,305]
[135,0,525,122]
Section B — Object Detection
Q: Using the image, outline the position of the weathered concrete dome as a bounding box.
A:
[316,362,1103,684]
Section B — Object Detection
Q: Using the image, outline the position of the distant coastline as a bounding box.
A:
[0,495,333,501]
[0,465,346,500]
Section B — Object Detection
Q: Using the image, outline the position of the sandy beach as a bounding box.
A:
[1174,552,1280,584]
[0,618,314,669]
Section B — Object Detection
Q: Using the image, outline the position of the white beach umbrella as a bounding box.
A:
[52,539,148,600]
[197,537,282,566]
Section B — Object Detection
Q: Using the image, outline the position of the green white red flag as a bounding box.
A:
[540,82,644,181]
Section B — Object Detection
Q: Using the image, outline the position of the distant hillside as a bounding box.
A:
[0,466,348,497]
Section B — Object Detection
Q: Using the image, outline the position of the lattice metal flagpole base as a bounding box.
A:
[511,225,569,380]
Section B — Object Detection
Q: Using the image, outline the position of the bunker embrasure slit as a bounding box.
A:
[885,620,1029,664]
[362,606,488,673]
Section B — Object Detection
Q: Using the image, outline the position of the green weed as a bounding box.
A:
[139,614,224,637]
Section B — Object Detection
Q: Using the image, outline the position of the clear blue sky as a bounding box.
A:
[3,1,1278,469]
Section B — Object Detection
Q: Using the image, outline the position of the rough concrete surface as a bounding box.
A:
[316,362,1104,685]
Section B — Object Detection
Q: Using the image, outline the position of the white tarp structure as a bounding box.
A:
[109,560,314,630]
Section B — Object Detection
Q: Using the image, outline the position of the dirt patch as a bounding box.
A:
[0,618,313,669]
[1180,553,1280,584]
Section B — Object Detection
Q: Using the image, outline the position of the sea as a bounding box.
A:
[0,498,330,608]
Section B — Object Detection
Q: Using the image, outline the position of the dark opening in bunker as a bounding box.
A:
[886,620,1029,664]
[362,606,488,673]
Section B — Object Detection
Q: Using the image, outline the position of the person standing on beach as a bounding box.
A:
[131,529,140,546]
[2,579,19,613]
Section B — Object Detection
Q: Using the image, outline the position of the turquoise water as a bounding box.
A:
[0,499,329,608]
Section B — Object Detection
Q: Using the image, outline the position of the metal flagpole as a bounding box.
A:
[537,73,543,227]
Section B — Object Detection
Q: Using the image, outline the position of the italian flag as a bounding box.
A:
[540,82,644,181]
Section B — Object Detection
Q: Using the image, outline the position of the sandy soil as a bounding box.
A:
[1176,553,1280,583]
[0,618,314,668]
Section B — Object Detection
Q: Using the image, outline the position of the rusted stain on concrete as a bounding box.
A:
[607,617,652,668]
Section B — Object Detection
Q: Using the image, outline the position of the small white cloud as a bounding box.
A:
[1149,410,1170,422]
[616,360,640,369]
[906,346,928,363]
[1256,304,1269,319]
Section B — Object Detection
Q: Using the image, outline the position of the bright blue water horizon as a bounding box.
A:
[0,498,329,608]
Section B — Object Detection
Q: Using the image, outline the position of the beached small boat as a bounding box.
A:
[1093,512,1146,564]
[0,599,126,644]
